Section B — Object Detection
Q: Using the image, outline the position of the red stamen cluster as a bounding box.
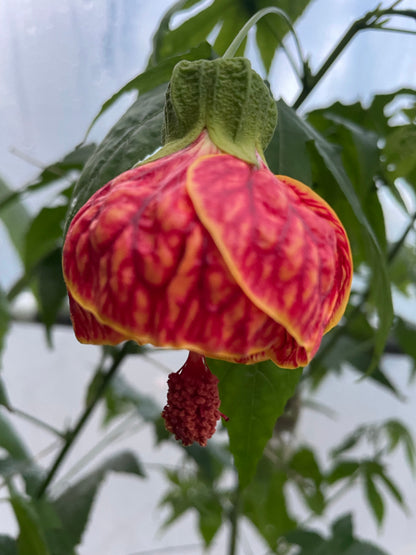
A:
[162,352,223,447]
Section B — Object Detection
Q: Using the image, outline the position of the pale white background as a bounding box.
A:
[1,1,416,554]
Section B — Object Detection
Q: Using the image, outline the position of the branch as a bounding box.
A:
[36,342,131,498]
[293,7,416,110]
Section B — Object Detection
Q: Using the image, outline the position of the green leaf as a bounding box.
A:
[326,460,360,484]
[160,472,224,546]
[285,513,390,554]
[388,245,416,296]
[30,499,76,555]
[243,456,296,549]
[0,287,11,366]
[383,418,415,472]
[32,248,67,338]
[154,0,310,73]
[384,124,416,187]
[153,1,225,62]
[289,447,325,514]
[377,471,405,508]
[274,99,393,368]
[330,428,365,458]
[207,358,301,487]
[284,529,325,551]
[0,536,18,555]
[363,471,384,526]
[24,205,67,272]
[10,494,50,555]
[395,318,416,362]
[197,495,223,546]
[0,412,41,494]
[91,41,213,133]
[0,177,31,260]
[0,145,95,213]
[65,84,167,233]
[185,442,231,483]
[0,376,11,409]
[104,374,161,425]
[53,450,145,549]
[0,412,31,461]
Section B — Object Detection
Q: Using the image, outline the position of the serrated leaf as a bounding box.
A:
[274,100,393,368]
[243,456,296,549]
[10,494,50,555]
[53,450,145,549]
[65,85,167,233]
[207,359,301,487]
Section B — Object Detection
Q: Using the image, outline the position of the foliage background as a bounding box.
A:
[0,0,416,554]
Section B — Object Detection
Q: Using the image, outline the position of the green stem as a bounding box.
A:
[387,211,416,264]
[11,408,65,439]
[371,26,416,35]
[293,6,416,109]
[36,342,130,498]
[293,15,368,109]
[228,480,241,555]
[223,7,305,76]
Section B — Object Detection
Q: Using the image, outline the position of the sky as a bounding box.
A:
[0,1,416,554]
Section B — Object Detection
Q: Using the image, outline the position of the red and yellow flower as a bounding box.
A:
[62,58,352,446]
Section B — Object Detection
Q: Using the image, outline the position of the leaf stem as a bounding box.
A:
[36,342,130,498]
[10,407,65,439]
[227,479,241,555]
[223,7,305,77]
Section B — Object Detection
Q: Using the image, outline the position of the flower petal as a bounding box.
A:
[63,143,287,362]
[68,293,127,344]
[187,154,352,360]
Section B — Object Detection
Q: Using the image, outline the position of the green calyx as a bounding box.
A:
[151,58,277,165]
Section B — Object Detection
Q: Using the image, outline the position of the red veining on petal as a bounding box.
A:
[63,133,291,363]
[161,352,223,446]
[68,293,127,345]
[187,154,352,363]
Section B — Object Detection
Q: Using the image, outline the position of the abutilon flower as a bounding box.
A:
[62,58,352,447]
